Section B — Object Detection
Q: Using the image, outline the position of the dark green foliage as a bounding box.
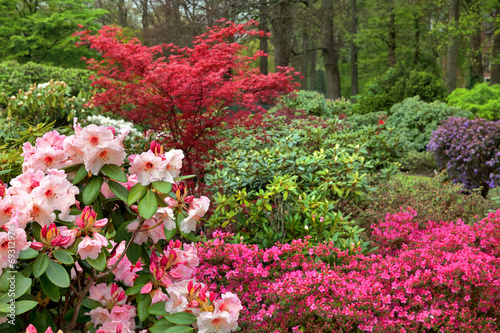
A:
[400,150,437,175]
[353,66,447,114]
[447,83,500,120]
[0,0,107,67]
[0,61,93,98]
[345,175,497,237]
[385,96,471,151]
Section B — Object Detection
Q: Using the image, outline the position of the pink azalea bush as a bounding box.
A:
[0,123,241,333]
[195,210,500,332]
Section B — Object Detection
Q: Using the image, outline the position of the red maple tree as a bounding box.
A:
[74,20,299,180]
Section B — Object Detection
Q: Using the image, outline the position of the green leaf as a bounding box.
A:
[46,260,70,288]
[164,326,194,333]
[164,312,197,325]
[148,301,168,316]
[128,183,147,205]
[34,253,49,278]
[114,220,134,243]
[39,274,59,302]
[137,293,152,322]
[86,251,106,272]
[138,190,158,219]
[61,163,84,174]
[0,273,31,303]
[150,318,175,333]
[18,247,39,260]
[108,180,130,202]
[82,298,104,310]
[127,242,142,263]
[125,284,145,296]
[101,164,128,182]
[152,181,172,194]
[82,176,104,205]
[164,227,177,242]
[0,300,37,316]
[73,164,88,185]
[53,250,74,265]
[173,175,196,181]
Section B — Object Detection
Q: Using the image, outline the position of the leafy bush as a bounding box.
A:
[325,97,353,115]
[197,210,500,332]
[204,112,402,246]
[280,90,331,117]
[345,175,496,235]
[400,150,437,175]
[386,96,471,152]
[0,81,95,127]
[353,66,447,114]
[447,83,500,120]
[346,111,386,131]
[428,117,500,196]
[0,61,93,98]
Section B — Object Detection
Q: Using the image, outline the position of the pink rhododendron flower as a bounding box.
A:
[154,206,175,230]
[89,283,127,307]
[180,196,210,233]
[25,324,55,333]
[107,241,142,286]
[0,193,30,228]
[128,151,167,186]
[0,219,30,274]
[215,292,243,322]
[77,235,104,260]
[197,310,235,333]
[21,131,68,173]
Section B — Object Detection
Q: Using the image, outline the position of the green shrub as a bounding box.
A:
[280,90,333,117]
[353,66,447,114]
[386,96,471,151]
[0,80,98,126]
[325,97,353,115]
[203,112,402,246]
[344,175,497,237]
[0,61,93,99]
[400,150,437,175]
[447,83,500,120]
[346,111,387,131]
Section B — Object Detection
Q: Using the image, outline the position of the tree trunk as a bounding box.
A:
[388,3,396,67]
[445,0,460,93]
[309,48,317,90]
[259,2,269,75]
[469,28,483,87]
[271,1,293,67]
[142,0,149,29]
[413,16,420,66]
[350,0,359,96]
[302,32,309,89]
[322,0,341,99]
[491,8,500,85]
[118,0,127,27]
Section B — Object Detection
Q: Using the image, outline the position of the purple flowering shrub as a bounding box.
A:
[427,117,500,196]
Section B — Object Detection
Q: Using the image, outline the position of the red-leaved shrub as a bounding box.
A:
[74,21,299,179]
[196,210,500,332]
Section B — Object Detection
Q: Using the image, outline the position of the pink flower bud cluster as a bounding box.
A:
[195,211,500,332]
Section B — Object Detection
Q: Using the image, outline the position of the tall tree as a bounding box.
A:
[490,5,500,84]
[445,0,460,92]
[0,0,107,67]
[387,0,396,67]
[271,1,294,67]
[322,0,341,98]
[350,0,359,95]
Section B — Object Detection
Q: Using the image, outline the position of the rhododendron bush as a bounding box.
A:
[0,123,241,333]
[74,20,299,178]
[196,210,500,332]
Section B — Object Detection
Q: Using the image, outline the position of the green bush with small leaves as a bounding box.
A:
[280,90,333,117]
[447,83,500,120]
[0,61,93,99]
[353,66,447,114]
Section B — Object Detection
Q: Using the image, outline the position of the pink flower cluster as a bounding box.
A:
[164,279,242,333]
[128,141,184,185]
[87,283,137,333]
[195,211,500,332]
